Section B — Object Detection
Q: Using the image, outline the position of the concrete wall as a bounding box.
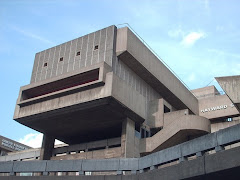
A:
[52,147,122,160]
[191,85,219,99]
[216,75,240,103]
[198,95,239,119]
[112,58,161,104]
[31,25,116,83]
[14,62,112,120]
[111,73,146,120]
[211,118,240,133]
[163,109,189,127]
[116,27,199,115]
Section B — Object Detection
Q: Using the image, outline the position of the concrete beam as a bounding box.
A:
[121,118,136,158]
[39,134,54,160]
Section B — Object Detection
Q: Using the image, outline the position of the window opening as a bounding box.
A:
[76,51,81,56]
[94,45,99,50]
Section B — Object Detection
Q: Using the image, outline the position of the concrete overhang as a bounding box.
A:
[216,75,240,112]
[116,27,199,115]
[14,63,145,144]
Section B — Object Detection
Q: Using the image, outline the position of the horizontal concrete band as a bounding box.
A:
[1,147,240,180]
[0,124,239,173]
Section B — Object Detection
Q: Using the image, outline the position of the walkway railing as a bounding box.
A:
[0,124,239,176]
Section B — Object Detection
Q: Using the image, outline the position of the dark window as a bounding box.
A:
[164,105,170,113]
[21,68,100,101]
[43,62,48,67]
[76,51,81,56]
[141,128,145,138]
[59,57,63,62]
[94,45,99,50]
[146,131,149,138]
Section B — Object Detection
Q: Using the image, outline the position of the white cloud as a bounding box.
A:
[19,133,64,148]
[181,32,206,47]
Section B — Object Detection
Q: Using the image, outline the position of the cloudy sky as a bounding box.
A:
[0,0,239,148]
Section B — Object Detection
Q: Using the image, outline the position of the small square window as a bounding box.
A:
[43,62,48,67]
[59,57,63,62]
[94,45,99,50]
[76,51,81,56]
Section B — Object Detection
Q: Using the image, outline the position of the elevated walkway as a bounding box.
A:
[140,114,210,154]
[0,124,239,179]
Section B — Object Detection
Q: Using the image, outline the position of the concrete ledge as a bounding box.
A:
[181,133,217,157]
[216,124,240,146]
[1,124,240,178]
[82,159,119,171]
[119,158,139,171]
[46,160,82,172]
[0,161,14,172]
[13,161,46,173]
[152,144,181,166]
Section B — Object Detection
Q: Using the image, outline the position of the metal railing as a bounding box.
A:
[0,124,239,176]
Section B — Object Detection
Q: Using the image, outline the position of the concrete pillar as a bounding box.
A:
[121,118,135,158]
[40,134,55,160]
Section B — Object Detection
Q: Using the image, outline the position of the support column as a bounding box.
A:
[121,118,135,158]
[40,134,55,160]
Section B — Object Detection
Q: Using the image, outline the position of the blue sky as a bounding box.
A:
[0,0,239,147]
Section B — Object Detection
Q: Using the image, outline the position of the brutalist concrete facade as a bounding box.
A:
[14,25,213,160]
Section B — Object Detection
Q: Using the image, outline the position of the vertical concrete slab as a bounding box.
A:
[40,134,55,160]
[121,118,136,158]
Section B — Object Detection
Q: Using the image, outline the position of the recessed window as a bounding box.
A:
[43,62,48,67]
[76,51,81,56]
[59,57,63,62]
[164,105,170,113]
[94,45,99,50]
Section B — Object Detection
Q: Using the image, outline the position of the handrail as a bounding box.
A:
[116,23,191,90]
[0,124,239,175]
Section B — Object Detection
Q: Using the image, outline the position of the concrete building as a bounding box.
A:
[191,85,240,133]
[11,25,240,161]
[0,25,240,179]
[0,135,31,156]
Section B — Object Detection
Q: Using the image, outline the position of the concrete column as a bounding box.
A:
[40,134,55,160]
[121,118,135,158]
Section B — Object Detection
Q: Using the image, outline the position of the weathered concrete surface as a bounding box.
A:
[121,118,136,158]
[14,66,145,144]
[216,75,240,112]
[31,25,117,83]
[197,94,239,120]
[191,85,219,99]
[116,27,199,115]
[211,117,240,133]
[39,134,54,160]
[1,146,240,179]
[140,115,210,154]
[147,99,172,128]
